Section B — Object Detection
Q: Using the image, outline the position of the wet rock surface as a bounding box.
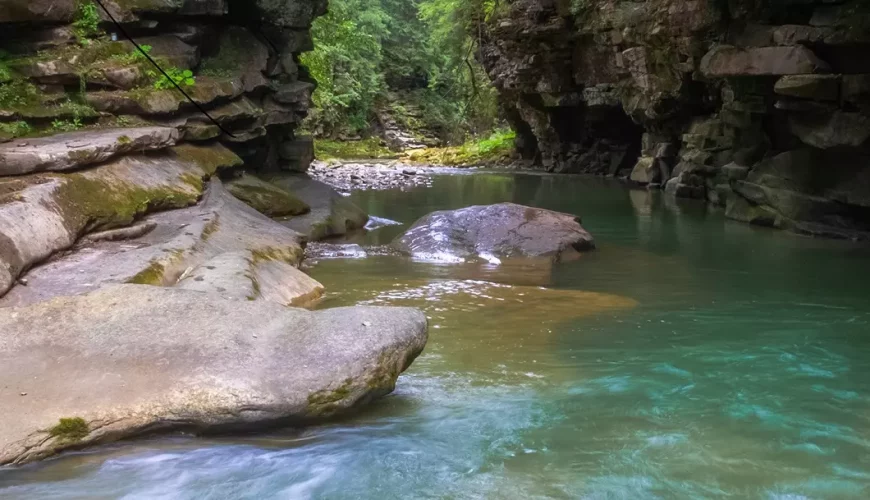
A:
[0,284,427,466]
[391,202,595,263]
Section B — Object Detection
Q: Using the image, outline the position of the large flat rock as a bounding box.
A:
[0,179,319,309]
[0,127,180,176]
[0,143,241,297]
[391,203,595,263]
[0,284,428,465]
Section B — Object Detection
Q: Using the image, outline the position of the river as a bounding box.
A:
[2,171,870,498]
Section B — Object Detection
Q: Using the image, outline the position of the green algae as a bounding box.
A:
[48,417,89,442]
[226,181,310,217]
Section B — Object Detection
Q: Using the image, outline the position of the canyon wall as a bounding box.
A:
[481,0,870,239]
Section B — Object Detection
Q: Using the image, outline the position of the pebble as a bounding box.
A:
[309,160,438,192]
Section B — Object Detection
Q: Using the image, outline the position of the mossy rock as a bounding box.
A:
[48,417,88,443]
[226,174,310,217]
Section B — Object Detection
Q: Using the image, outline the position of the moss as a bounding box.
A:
[404,129,516,166]
[51,171,200,235]
[48,417,89,442]
[315,138,397,160]
[307,378,355,415]
[251,246,301,266]
[128,260,166,285]
[365,352,398,391]
[201,216,220,241]
[226,180,309,217]
[245,272,262,301]
[127,249,185,285]
[172,143,243,175]
[117,135,132,145]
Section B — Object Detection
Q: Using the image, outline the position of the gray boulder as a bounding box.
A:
[0,284,428,465]
[391,203,595,263]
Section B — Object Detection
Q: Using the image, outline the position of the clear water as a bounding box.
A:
[3,172,870,499]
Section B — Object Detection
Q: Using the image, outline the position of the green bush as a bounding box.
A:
[154,68,195,90]
[73,1,102,43]
[0,121,33,138]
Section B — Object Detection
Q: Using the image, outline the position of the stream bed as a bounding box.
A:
[2,172,870,498]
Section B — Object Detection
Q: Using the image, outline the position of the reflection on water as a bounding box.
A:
[2,173,870,498]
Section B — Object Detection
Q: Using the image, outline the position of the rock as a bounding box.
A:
[0,179,320,308]
[629,157,658,184]
[226,173,310,217]
[137,35,201,70]
[700,45,830,77]
[391,203,594,263]
[279,136,315,172]
[0,127,180,176]
[82,222,158,243]
[774,75,841,101]
[86,79,248,116]
[789,111,870,149]
[266,174,369,241]
[0,284,427,465]
[241,0,328,28]
[177,251,324,307]
[0,143,241,298]
[0,0,76,23]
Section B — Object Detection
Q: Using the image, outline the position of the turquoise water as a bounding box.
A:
[2,172,870,499]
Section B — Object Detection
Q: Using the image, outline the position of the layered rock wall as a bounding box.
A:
[0,0,323,170]
[481,0,870,239]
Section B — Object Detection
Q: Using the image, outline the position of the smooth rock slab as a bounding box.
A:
[0,127,180,176]
[0,284,428,466]
[391,203,595,263]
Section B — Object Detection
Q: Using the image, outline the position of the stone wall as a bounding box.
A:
[480,0,870,239]
[0,0,323,172]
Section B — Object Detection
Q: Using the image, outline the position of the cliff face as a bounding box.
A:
[0,0,325,171]
[481,0,870,239]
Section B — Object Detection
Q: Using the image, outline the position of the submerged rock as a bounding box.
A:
[391,203,595,263]
[0,284,428,466]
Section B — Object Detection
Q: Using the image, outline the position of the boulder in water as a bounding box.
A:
[0,284,428,466]
[391,203,594,263]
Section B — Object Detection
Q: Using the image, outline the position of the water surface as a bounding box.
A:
[2,172,870,499]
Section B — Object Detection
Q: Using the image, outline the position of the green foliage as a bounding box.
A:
[154,68,195,90]
[0,50,12,83]
[0,121,33,138]
[73,1,102,44]
[301,0,389,135]
[112,44,152,65]
[302,0,501,141]
[49,417,89,442]
[315,138,398,160]
[51,118,84,132]
[0,80,41,108]
[405,128,516,166]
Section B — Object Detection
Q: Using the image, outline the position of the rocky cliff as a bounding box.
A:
[0,0,323,170]
[480,0,870,239]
